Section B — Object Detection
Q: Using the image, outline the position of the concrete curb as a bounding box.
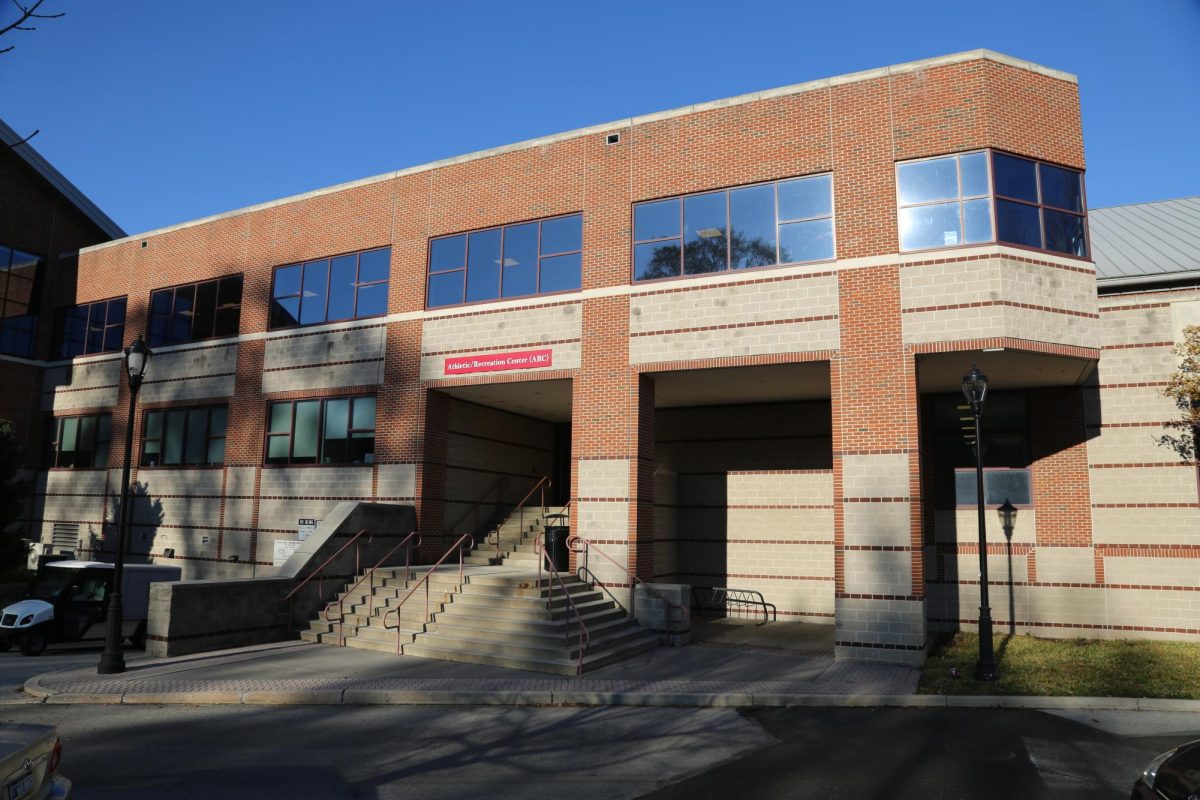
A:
[21,674,1200,712]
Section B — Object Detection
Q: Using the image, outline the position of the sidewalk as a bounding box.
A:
[22,620,1200,712]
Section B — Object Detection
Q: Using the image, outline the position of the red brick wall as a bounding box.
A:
[1029,386,1094,547]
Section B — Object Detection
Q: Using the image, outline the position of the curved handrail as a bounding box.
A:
[275,528,371,618]
[447,475,510,537]
[691,585,777,624]
[535,537,590,676]
[322,530,420,646]
[568,534,687,623]
[486,475,551,558]
[382,533,475,654]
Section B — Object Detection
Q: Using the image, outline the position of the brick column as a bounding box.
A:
[1028,386,1095,583]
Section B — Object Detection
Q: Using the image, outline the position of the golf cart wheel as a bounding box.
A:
[19,631,46,656]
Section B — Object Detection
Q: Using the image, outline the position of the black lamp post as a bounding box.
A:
[962,363,999,681]
[98,336,152,675]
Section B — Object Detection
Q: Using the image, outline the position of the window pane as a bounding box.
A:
[173,284,195,324]
[996,199,1042,248]
[163,410,185,465]
[355,283,388,317]
[103,322,124,352]
[683,192,727,275]
[215,277,242,336]
[150,289,172,317]
[0,247,9,269]
[1043,210,1088,257]
[209,406,227,437]
[778,175,832,220]
[106,298,126,325]
[193,280,217,339]
[292,401,320,462]
[76,416,97,467]
[218,275,243,308]
[270,297,300,328]
[1040,164,1083,212]
[779,218,834,263]
[634,199,680,241]
[299,260,329,324]
[501,223,538,298]
[145,410,163,440]
[897,157,959,205]
[60,417,78,453]
[427,271,464,308]
[97,414,111,445]
[327,255,357,321]
[429,236,466,273]
[985,470,1031,506]
[539,253,582,293]
[540,215,582,255]
[266,436,291,463]
[206,438,226,465]
[358,248,390,283]
[322,398,349,464]
[465,229,502,303]
[634,240,681,280]
[899,202,962,250]
[963,198,994,244]
[730,184,777,269]
[274,265,301,298]
[351,395,376,430]
[185,408,208,464]
[268,402,292,434]
[960,152,990,197]
[348,431,375,464]
[85,305,105,353]
[993,153,1038,202]
[954,470,978,506]
[214,307,240,337]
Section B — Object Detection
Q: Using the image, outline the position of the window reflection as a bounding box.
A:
[269,247,390,329]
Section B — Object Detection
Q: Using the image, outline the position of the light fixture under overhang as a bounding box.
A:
[982,347,1005,353]
[696,228,724,238]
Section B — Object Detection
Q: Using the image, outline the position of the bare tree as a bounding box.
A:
[0,0,64,56]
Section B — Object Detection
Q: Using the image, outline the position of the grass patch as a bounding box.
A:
[918,633,1200,699]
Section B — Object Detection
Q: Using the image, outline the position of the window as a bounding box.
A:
[265,395,375,465]
[929,392,1031,509]
[428,214,582,308]
[47,414,112,469]
[954,468,1033,507]
[633,175,833,282]
[270,247,390,328]
[141,405,228,467]
[54,297,127,358]
[897,150,1087,257]
[0,245,43,358]
[148,276,243,346]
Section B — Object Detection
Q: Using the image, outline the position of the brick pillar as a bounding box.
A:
[831,264,926,665]
[1029,385,1095,583]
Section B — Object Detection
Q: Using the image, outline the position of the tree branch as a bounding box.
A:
[0,0,64,42]
[7,128,38,148]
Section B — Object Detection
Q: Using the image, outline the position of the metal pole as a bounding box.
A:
[974,406,999,681]
[98,378,139,674]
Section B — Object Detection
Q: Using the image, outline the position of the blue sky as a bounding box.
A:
[3,0,1198,237]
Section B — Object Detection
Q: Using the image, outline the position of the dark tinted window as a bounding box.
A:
[142,405,227,467]
[993,152,1038,203]
[55,298,126,358]
[1039,163,1084,212]
[269,247,391,328]
[0,247,43,356]
[265,395,375,465]
[996,199,1042,249]
[49,413,112,469]
[148,276,242,347]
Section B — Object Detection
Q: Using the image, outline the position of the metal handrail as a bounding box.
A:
[691,586,777,624]
[323,530,420,646]
[535,538,590,677]
[382,533,475,654]
[486,475,551,559]
[275,528,371,629]
[568,534,687,623]
[447,475,510,538]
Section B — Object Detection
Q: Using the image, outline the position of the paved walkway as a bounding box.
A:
[22,620,1200,711]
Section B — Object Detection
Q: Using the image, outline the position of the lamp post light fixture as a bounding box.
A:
[997,499,1018,539]
[962,363,999,681]
[98,336,152,675]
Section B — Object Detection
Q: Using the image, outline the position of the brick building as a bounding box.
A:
[6,50,1199,665]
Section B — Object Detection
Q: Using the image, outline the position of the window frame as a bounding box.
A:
[953,466,1035,509]
[426,213,584,309]
[268,247,391,330]
[630,173,836,285]
[895,149,1090,260]
[0,245,43,319]
[53,296,127,359]
[46,412,112,470]
[263,394,377,466]
[147,275,244,347]
[139,404,228,468]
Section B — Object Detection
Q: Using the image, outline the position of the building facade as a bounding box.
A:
[6,50,1198,665]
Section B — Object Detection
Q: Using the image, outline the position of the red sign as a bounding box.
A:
[444,348,553,376]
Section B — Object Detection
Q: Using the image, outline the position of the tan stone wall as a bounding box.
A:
[421,302,582,380]
[40,357,121,412]
[261,324,386,393]
[140,342,237,404]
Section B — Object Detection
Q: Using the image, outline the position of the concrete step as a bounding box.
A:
[434,602,628,632]
[401,630,659,675]
[437,595,617,625]
[447,588,605,613]
[426,615,645,649]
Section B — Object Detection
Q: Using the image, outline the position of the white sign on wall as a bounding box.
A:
[273,539,302,566]
[297,518,318,541]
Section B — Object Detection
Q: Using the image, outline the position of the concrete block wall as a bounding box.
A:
[421,302,582,381]
[40,357,121,412]
[140,341,237,404]
[261,324,386,393]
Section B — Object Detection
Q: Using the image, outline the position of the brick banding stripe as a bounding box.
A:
[1102,341,1173,350]
[635,350,836,373]
[1100,302,1172,313]
[928,618,1200,636]
[899,251,1095,276]
[902,299,1098,319]
[631,314,838,339]
[424,337,581,357]
[425,368,576,388]
[1090,462,1196,469]
[909,337,1099,360]
[835,640,925,651]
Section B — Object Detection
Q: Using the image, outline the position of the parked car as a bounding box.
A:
[1132,738,1200,799]
[0,723,70,799]
[0,561,181,656]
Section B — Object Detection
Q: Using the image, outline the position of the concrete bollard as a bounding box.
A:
[634,583,691,646]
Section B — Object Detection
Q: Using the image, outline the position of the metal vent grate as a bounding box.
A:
[50,522,79,553]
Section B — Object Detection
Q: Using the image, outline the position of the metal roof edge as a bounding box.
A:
[0,117,126,240]
[1098,269,1200,291]
[79,49,1074,256]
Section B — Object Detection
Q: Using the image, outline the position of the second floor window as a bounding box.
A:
[47,413,112,469]
[265,395,375,465]
[270,247,390,329]
[0,245,42,358]
[141,405,228,467]
[148,276,243,346]
[55,297,126,358]
[633,174,834,282]
[427,214,583,308]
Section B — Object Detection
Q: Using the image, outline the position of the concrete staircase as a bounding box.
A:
[461,505,566,568]
[300,562,661,675]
